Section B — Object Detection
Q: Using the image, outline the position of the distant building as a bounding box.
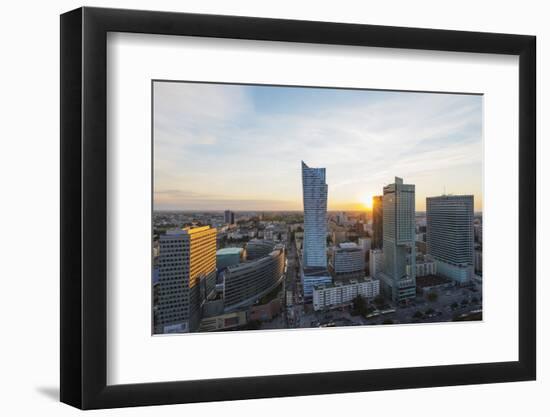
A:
[426,195,474,284]
[336,211,347,225]
[407,259,437,277]
[331,230,347,245]
[216,247,245,270]
[358,237,372,253]
[369,249,384,278]
[475,249,483,274]
[379,177,416,302]
[222,245,286,312]
[416,240,427,255]
[312,278,380,311]
[474,224,483,244]
[372,195,383,249]
[224,210,235,225]
[157,226,217,333]
[329,242,365,281]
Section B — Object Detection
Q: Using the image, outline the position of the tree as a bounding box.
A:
[427,292,438,302]
[382,319,394,325]
[374,294,385,307]
[244,320,262,330]
[352,295,368,316]
[413,310,423,319]
[425,308,435,315]
[451,302,458,309]
[461,298,469,305]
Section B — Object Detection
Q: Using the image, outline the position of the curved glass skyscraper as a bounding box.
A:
[301,161,331,299]
[301,161,328,268]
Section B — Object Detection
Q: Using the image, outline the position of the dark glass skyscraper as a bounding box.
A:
[372,195,383,249]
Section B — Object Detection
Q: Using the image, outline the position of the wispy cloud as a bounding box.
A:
[154,82,482,211]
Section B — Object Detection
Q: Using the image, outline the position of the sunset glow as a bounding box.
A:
[154,82,483,211]
[361,195,374,210]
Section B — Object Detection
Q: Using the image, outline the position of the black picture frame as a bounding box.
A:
[60,6,536,410]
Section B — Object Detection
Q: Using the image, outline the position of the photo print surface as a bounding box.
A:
[152,81,483,335]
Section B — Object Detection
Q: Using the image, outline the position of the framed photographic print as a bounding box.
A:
[60,6,536,410]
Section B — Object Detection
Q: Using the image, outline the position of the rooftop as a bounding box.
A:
[216,247,244,256]
[338,242,358,249]
[416,274,451,288]
[302,266,330,276]
[314,276,376,291]
[183,225,214,234]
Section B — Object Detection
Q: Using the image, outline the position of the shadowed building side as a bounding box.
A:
[372,195,383,249]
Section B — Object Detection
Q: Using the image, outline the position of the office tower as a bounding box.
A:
[301,161,328,268]
[156,226,217,333]
[224,210,235,225]
[301,161,331,299]
[329,242,365,281]
[372,195,383,249]
[380,177,416,302]
[426,195,474,284]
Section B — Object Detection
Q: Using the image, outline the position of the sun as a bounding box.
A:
[360,195,373,210]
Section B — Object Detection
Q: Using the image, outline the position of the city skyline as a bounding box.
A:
[153,82,483,212]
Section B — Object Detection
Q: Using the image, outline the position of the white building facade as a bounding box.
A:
[313,278,380,311]
[329,242,365,280]
[406,260,437,277]
[358,237,372,252]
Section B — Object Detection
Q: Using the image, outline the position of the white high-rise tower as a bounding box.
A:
[426,195,474,284]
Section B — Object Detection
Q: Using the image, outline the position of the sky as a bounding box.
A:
[153,81,483,212]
